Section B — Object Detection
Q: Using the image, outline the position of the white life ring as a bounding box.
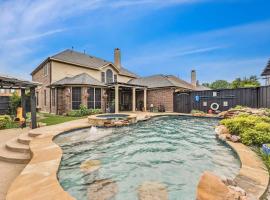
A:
[210,103,219,111]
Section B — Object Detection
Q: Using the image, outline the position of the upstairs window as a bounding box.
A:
[101,72,105,83]
[114,75,117,83]
[106,69,113,83]
[43,63,49,76]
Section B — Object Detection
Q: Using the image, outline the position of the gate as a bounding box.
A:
[173,92,191,113]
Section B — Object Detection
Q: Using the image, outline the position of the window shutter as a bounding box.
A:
[114,75,117,83]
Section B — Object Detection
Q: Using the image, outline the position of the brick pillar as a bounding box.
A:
[82,86,88,108]
[115,85,119,113]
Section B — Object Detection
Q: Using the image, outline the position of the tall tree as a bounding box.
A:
[210,80,231,89]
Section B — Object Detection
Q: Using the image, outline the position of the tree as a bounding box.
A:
[9,92,21,117]
[231,76,260,89]
[210,80,231,89]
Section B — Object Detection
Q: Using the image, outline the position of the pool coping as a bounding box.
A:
[216,127,269,200]
[6,113,268,200]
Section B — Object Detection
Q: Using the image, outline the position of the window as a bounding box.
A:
[44,90,47,106]
[203,101,207,106]
[87,88,101,109]
[0,89,5,93]
[43,63,48,76]
[213,91,217,97]
[11,89,15,93]
[36,92,39,107]
[101,72,105,83]
[106,69,113,83]
[72,87,81,110]
[223,101,228,107]
[114,75,117,83]
[52,89,56,107]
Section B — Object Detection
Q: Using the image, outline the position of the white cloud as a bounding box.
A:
[0,0,210,78]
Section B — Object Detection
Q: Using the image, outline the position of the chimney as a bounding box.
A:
[114,48,121,69]
[191,70,197,87]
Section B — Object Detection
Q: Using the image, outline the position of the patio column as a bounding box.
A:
[132,87,136,112]
[30,87,37,129]
[115,85,119,113]
[21,88,26,120]
[143,88,147,112]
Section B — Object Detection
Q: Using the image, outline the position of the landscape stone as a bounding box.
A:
[87,179,118,200]
[138,181,168,200]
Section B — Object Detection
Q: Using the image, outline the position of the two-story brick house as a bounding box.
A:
[31,48,208,114]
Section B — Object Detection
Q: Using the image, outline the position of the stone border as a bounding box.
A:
[88,113,137,126]
[216,126,269,200]
[7,113,266,200]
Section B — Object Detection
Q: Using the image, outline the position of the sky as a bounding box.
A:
[0,0,270,84]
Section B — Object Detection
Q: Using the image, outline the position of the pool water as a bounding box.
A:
[55,116,240,200]
[96,114,129,120]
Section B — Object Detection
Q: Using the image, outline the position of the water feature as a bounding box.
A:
[55,116,240,200]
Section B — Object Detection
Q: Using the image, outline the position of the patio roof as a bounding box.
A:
[106,82,147,89]
[50,73,106,87]
[262,59,270,76]
[0,74,39,88]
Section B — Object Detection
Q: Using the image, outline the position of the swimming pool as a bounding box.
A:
[96,114,129,120]
[55,116,240,200]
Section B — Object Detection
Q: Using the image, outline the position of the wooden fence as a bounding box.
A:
[174,86,270,113]
[0,96,31,115]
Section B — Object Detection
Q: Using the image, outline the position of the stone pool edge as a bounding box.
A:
[216,127,269,200]
[6,113,266,200]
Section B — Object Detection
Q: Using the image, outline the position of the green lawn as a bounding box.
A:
[38,113,85,126]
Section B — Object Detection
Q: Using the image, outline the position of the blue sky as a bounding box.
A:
[0,0,270,83]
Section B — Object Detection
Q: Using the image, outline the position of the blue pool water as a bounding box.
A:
[96,114,129,120]
[55,116,240,200]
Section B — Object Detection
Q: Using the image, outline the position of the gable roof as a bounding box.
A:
[128,74,210,91]
[128,74,194,90]
[31,49,138,78]
[262,59,270,76]
[51,73,105,87]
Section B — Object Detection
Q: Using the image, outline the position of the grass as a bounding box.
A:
[37,113,85,126]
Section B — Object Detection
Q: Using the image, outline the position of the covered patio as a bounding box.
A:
[106,82,147,113]
[0,75,39,129]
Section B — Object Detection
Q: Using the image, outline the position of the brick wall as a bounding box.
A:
[32,62,51,112]
[147,88,174,112]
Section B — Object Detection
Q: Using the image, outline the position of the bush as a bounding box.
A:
[220,114,270,146]
[0,115,18,129]
[67,105,102,117]
[9,93,21,117]
[191,110,205,114]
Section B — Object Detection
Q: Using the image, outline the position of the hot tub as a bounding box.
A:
[88,113,137,127]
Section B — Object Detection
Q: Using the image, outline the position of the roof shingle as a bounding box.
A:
[51,73,106,87]
[35,49,138,78]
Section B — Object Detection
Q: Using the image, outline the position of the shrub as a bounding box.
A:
[191,110,205,114]
[0,115,18,129]
[9,93,21,117]
[220,114,270,146]
[67,105,102,117]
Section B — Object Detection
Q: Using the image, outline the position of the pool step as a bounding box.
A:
[6,138,30,153]
[17,133,34,145]
[0,143,30,164]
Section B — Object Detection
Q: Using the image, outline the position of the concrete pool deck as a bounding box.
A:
[5,112,269,200]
